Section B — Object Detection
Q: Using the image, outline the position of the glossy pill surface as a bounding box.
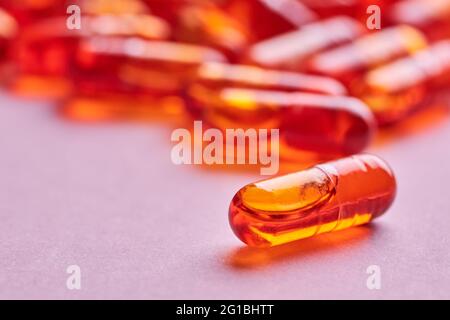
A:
[229,154,396,247]
[249,16,365,70]
[357,40,450,125]
[308,25,428,86]
[188,87,375,157]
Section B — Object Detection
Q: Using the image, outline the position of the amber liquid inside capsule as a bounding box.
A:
[229,154,396,247]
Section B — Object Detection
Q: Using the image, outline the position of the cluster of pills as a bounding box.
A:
[0,0,448,247]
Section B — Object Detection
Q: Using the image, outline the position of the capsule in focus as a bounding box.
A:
[229,154,396,247]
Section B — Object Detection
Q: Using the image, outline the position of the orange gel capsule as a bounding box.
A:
[9,13,172,97]
[14,14,171,77]
[248,16,365,70]
[356,40,450,125]
[186,62,348,118]
[75,37,226,97]
[229,154,396,247]
[187,86,375,157]
[390,0,450,41]
[167,0,316,61]
[308,25,428,87]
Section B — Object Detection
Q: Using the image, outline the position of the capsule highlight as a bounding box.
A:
[229,154,396,247]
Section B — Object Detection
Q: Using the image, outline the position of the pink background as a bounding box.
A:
[0,91,449,299]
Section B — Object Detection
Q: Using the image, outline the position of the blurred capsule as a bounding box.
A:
[75,36,227,97]
[308,25,428,89]
[356,40,450,125]
[186,62,347,117]
[390,0,450,41]
[0,7,17,61]
[170,0,317,61]
[9,12,171,97]
[187,87,375,157]
[249,16,365,70]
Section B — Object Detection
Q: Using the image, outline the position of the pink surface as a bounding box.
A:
[0,91,449,299]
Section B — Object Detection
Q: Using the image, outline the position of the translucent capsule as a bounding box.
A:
[187,62,348,110]
[248,16,365,70]
[163,0,316,61]
[187,81,375,156]
[14,14,171,77]
[308,25,428,87]
[390,0,450,41]
[75,37,226,97]
[9,12,173,97]
[355,40,450,125]
[229,154,396,247]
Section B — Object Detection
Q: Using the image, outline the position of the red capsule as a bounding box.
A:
[75,37,227,97]
[149,0,317,61]
[248,16,365,70]
[186,62,348,117]
[187,86,376,157]
[390,0,450,41]
[229,154,397,247]
[308,25,428,88]
[14,13,171,76]
[356,40,450,125]
[8,11,172,97]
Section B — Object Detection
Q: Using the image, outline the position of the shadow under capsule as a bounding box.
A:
[225,225,377,270]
